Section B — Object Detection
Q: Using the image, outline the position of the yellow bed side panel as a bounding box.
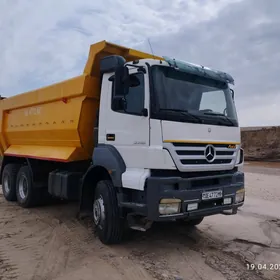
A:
[0,75,99,161]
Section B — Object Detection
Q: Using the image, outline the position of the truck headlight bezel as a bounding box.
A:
[159,198,181,215]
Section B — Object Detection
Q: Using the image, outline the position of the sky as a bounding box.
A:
[0,0,279,126]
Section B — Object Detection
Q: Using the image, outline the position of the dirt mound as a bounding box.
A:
[241,126,280,161]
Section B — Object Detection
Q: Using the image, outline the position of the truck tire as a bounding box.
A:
[2,164,20,201]
[93,180,124,244]
[16,166,37,208]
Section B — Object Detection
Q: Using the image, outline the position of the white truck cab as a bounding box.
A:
[90,54,245,243]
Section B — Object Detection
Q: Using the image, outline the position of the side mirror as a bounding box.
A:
[112,96,127,111]
[114,66,129,96]
[230,89,234,100]
[100,55,126,74]
[129,75,140,88]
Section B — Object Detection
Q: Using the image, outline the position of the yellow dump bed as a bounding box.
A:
[0,41,161,162]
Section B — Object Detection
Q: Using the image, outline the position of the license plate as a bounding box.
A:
[202,190,223,201]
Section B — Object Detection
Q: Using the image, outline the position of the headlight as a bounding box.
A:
[159,198,181,215]
[235,189,245,203]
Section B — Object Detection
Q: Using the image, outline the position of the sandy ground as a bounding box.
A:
[1,163,280,280]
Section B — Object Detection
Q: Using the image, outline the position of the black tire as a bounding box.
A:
[178,217,204,226]
[1,164,21,201]
[93,180,124,244]
[16,166,37,208]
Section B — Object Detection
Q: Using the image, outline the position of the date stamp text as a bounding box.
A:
[247,263,280,271]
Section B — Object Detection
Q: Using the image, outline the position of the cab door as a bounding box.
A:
[99,68,150,167]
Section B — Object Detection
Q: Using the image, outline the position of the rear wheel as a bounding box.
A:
[93,180,124,244]
[2,164,21,201]
[16,166,37,208]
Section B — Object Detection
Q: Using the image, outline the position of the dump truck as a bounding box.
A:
[0,40,245,244]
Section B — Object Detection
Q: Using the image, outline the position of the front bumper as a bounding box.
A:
[123,170,245,222]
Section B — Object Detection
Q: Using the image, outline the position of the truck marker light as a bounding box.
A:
[223,198,232,205]
[228,144,236,149]
[62,97,68,103]
[187,203,198,211]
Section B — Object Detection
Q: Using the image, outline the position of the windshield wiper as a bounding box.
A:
[202,112,235,126]
[159,109,203,123]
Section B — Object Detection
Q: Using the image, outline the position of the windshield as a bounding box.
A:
[151,65,238,126]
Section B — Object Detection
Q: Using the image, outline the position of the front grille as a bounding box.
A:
[176,150,234,157]
[176,150,204,156]
[181,159,232,165]
[173,143,230,148]
[166,142,238,169]
[216,151,235,156]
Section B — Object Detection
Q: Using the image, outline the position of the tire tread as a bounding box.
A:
[95,180,124,244]
[2,164,21,201]
[16,166,37,208]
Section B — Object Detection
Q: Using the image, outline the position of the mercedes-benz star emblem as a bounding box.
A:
[204,144,216,163]
[208,128,211,133]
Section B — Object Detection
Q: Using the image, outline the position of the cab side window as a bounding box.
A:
[111,73,144,115]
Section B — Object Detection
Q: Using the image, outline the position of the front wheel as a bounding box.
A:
[93,180,124,244]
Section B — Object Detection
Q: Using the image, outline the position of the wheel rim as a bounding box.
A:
[18,175,28,200]
[93,196,105,226]
[3,174,10,194]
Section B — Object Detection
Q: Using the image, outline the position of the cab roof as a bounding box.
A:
[84,40,234,85]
